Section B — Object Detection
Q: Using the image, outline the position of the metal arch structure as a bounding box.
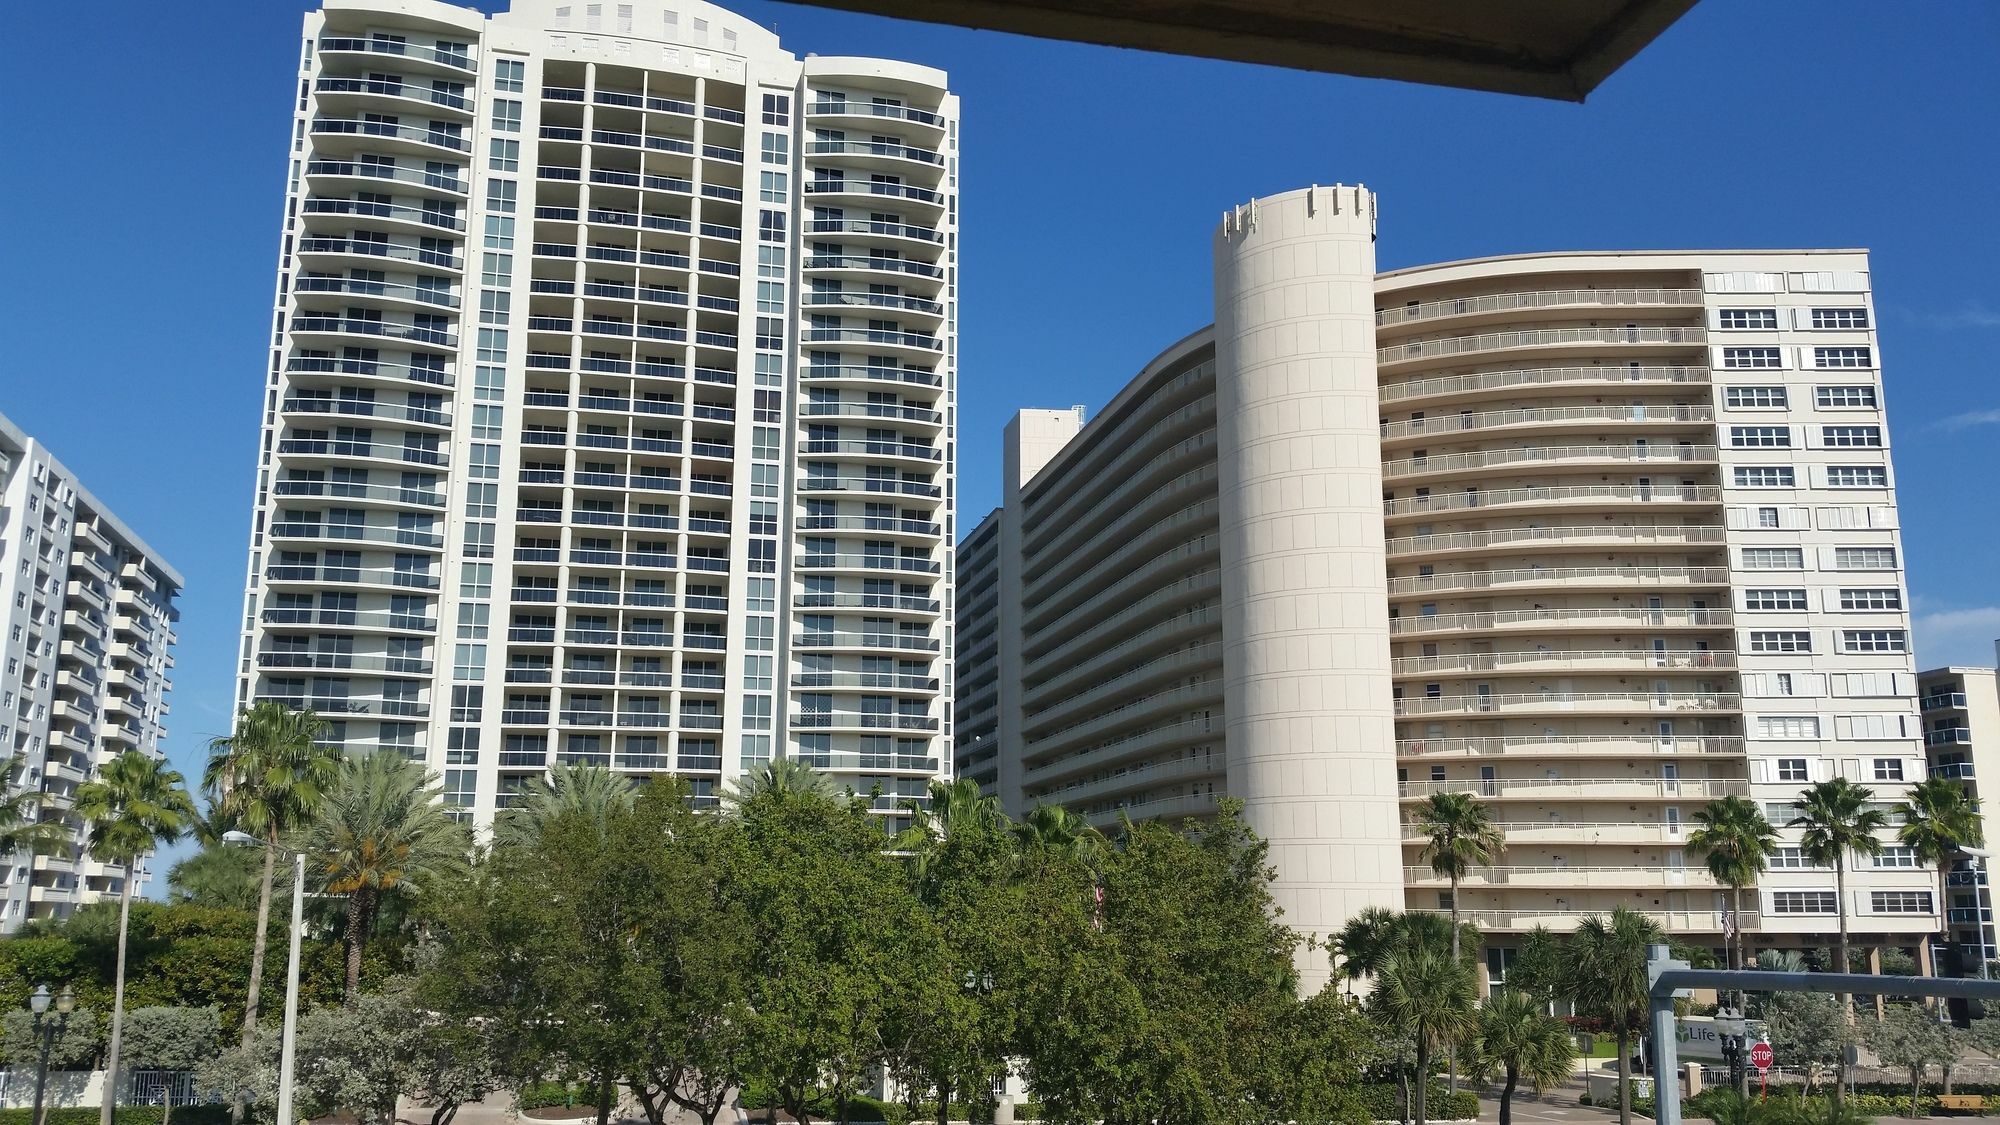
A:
[1645,944,2000,1125]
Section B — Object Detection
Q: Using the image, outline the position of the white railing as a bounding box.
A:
[1384,483,1720,517]
[1379,364,1709,403]
[1381,403,1714,440]
[1376,289,1705,328]
[1386,524,1728,556]
[1383,443,1718,479]
[1380,325,1708,364]
[1399,777,1748,799]
[1390,647,1735,675]
[1397,735,1744,757]
[1390,606,1731,636]
[1394,691,1740,716]
[1386,565,1730,595]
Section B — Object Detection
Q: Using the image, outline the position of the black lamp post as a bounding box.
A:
[29,982,77,1125]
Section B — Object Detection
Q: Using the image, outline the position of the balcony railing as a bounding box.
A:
[1383,442,1718,480]
[1927,728,1973,746]
[1399,776,1747,800]
[1380,325,1707,364]
[1384,483,1720,517]
[1921,692,1970,712]
[1397,734,1745,757]
[1394,690,1740,717]
[1379,364,1708,404]
[1387,565,1730,597]
[1386,523,1728,557]
[1376,288,1705,328]
[1392,647,1734,676]
[1381,403,1714,441]
[1389,606,1731,635]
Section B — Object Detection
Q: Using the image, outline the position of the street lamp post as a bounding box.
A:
[29,983,77,1125]
[223,832,306,1125]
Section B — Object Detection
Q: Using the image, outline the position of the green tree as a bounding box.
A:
[1010,804,1106,870]
[165,844,265,912]
[1790,776,1890,1097]
[0,752,69,857]
[1,1006,104,1069]
[721,758,840,813]
[202,700,339,1083]
[1372,944,1478,1125]
[294,985,426,1125]
[306,753,471,1000]
[1867,1003,1959,1118]
[1897,776,1983,949]
[1473,989,1578,1125]
[122,1006,221,1125]
[1332,906,1405,992]
[1259,989,1382,1123]
[1412,791,1503,1092]
[1568,907,1665,1125]
[489,761,636,850]
[1499,925,1569,1011]
[72,750,198,1125]
[1686,797,1778,977]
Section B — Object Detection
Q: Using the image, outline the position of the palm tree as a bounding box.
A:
[1569,907,1665,1125]
[1413,792,1505,969]
[895,777,1004,890]
[1474,989,1579,1125]
[203,701,339,1074]
[720,758,839,815]
[307,753,472,1000]
[1791,776,1890,1069]
[1686,797,1779,973]
[1373,943,1479,1125]
[491,761,636,848]
[1414,791,1504,1091]
[1333,905,1406,991]
[73,751,198,1125]
[1011,803,1106,868]
[1897,776,1983,950]
[0,752,69,857]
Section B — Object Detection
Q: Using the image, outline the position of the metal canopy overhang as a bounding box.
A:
[774,0,1699,102]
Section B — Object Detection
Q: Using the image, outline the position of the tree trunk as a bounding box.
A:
[344,887,374,1003]
[1732,884,1750,1098]
[935,1075,948,1125]
[1413,1042,1430,1125]
[1911,1066,1922,1120]
[1836,858,1852,1104]
[1614,1027,1632,1125]
[233,840,280,1125]
[1449,874,1461,1094]
[102,868,135,1125]
[1500,1065,1518,1125]
[430,1103,458,1125]
[595,1075,614,1125]
[1396,1055,1410,1125]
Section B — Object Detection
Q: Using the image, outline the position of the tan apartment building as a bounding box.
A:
[1918,662,2000,968]
[956,186,1931,990]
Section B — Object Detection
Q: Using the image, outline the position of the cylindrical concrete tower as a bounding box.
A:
[1213,186,1404,991]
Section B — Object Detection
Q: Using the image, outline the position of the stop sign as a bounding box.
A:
[1750,1042,1774,1071]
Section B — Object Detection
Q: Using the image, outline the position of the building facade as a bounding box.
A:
[1917,662,2000,967]
[238,0,958,825]
[0,412,181,931]
[956,185,1932,989]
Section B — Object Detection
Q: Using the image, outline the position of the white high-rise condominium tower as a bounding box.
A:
[960,186,1931,990]
[1,412,181,931]
[239,0,958,823]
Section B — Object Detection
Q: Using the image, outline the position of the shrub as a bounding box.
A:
[0,1109,232,1125]
[1351,1083,1478,1121]
[517,1081,591,1110]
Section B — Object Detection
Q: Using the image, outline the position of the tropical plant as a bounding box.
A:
[1867,1003,1959,1120]
[202,700,339,1076]
[1569,907,1665,1125]
[1897,776,1983,944]
[0,752,69,857]
[720,758,839,814]
[1473,989,1578,1125]
[1333,905,1405,990]
[72,751,198,1125]
[306,753,472,1000]
[491,761,637,849]
[1791,775,1891,1101]
[1413,792,1506,968]
[1687,796,1779,976]
[1011,803,1107,871]
[895,776,1005,897]
[1372,943,1479,1125]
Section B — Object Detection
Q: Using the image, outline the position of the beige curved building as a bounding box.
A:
[959,186,1934,989]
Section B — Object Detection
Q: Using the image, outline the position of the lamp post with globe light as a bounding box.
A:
[222,831,306,1125]
[29,983,77,1125]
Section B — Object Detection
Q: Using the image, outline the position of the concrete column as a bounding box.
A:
[1212,186,1403,992]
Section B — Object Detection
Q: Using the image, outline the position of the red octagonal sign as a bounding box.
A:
[1750,1042,1775,1071]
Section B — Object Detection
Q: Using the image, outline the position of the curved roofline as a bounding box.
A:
[1020,323,1216,499]
[1378,246,1870,280]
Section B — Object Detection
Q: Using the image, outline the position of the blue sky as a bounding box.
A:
[2,1,1997,875]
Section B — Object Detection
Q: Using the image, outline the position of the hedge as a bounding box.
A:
[0,1109,232,1125]
[518,1082,593,1110]
[1354,1083,1479,1121]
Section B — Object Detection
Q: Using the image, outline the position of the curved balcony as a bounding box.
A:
[316,37,476,75]
[1383,443,1718,482]
[792,630,940,653]
[257,652,435,677]
[802,177,947,211]
[1028,752,1222,811]
[281,398,450,430]
[283,354,452,389]
[1386,523,1726,561]
[295,237,462,273]
[1379,325,1707,369]
[1385,483,1720,520]
[789,670,940,694]
[1389,605,1731,637]
[1401,775,1746,801]
[791,592,941,616]
[268,522,444,551]
[1376,288,1704,330]
[1380,364,1709,406]
[1387,564,1729,599]
[799,401,945,428]
[288,315,455,350]
[259,604,438,631]
[313,76,472,115]
[795,515,942,541]
[309,117,470,156]
[803,138,945,172]
[802,254,946,284]
[1395,690,1740,719]
[1392,646,1735,677]
[803,218,945,249]
[1025,680,1223,753]
[1397,734,1745,759]
[271,479,446,510]
[299,197,465,235]
[796,475,943,500]
[805,99,947,134]
[800,328,943,362]
[1021,716,1217,789]
[304,160,467,197]
[294,275,459,311]
[1024,608,1221,708]
[1380,403,1714,444]
[801,364,944,390]
[1399,819,1691,846]
[274,438,449,470]
[1082,790,1221,829]
[801,290,946,320]
[790,712,940,733]
[795,552,941,576]
[798,438,941,464]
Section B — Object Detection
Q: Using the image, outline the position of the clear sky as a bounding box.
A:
[2,1,1997,876]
